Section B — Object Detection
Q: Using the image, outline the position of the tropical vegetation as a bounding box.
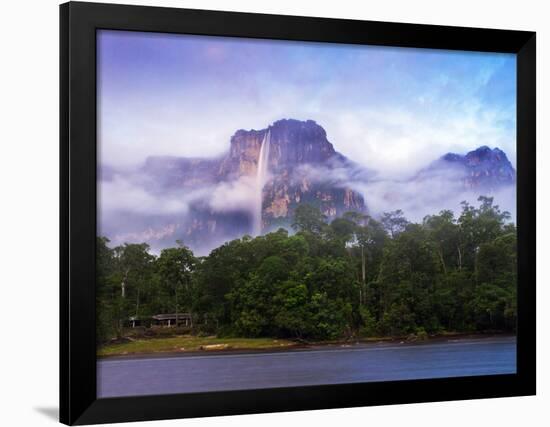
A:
[97,196,517,346]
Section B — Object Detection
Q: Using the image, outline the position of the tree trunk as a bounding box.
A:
[361,246,366,305]
[135,288,140,319]
[187,280,193,328]
[121,268,129,298]
[438,248,447,275]
[118,268,130,338]
[175,288,179,327]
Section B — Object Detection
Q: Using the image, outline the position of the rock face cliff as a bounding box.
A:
[222,119,366,227]
[140,119,367,252]
[444,146,516,189]
[419,146,516,190]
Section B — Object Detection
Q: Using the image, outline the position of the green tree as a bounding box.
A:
[381,210,409,238]
[228,255,289,336]
[309,292,351,339]
[109,242,155,337]
[379,302,415,336]
[457,196,511,270]
[96,237,117,343]
[306,257,358,302]
[424,210,460,274]
[273,280,312,338]
[292,204,327,235]
[476,233,517,287]
[378,224,440,333]
[354,217,387,304]
[329,217,357,244]
[228,273,272,337]
[433,270,474,331]
[157,242,197,326]
[467,284,511,330]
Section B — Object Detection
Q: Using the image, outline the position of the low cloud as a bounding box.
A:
[99,152,516,255]
[349,172,516,223]
[98,167,260,250]
[292,160,516,224]
[208,175,258,213]
[113,223,181,246]
[99,175,192,216]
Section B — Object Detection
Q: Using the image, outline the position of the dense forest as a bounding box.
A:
[97,196,517,344]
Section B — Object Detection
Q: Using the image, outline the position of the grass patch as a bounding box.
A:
[98,335,296,357]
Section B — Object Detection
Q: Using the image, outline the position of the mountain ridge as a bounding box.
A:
[422,145,516,190]
[110,119,515,254]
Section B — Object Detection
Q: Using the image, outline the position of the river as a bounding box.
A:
[97,335,516,398]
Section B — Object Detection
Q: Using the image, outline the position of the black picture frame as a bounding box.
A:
[60,1,536,425]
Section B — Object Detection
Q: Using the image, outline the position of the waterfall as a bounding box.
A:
[253,130,271,236]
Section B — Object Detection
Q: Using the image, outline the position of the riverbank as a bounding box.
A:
[97,336,297,357]
[97,331,514,358]
[98,335,517,397]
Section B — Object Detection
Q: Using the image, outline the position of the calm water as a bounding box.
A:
[97,335,516,398]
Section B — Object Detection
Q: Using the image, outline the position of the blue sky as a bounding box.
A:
[98,29,516,178]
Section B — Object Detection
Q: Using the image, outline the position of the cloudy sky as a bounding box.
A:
[98,30,516,179]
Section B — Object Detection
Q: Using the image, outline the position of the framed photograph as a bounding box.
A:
[60,1,536,425]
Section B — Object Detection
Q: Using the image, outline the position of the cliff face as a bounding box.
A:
[140,119,366,250]
[222,119,365,228]
[219,119,338,176]
[433,146,516,190]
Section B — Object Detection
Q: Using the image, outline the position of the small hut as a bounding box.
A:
[152,313,192,327]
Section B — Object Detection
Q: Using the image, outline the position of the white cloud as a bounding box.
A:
[208,176,258,213]
[349,174,516,223]
[320,101,516,180]
[98,174,193,216]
